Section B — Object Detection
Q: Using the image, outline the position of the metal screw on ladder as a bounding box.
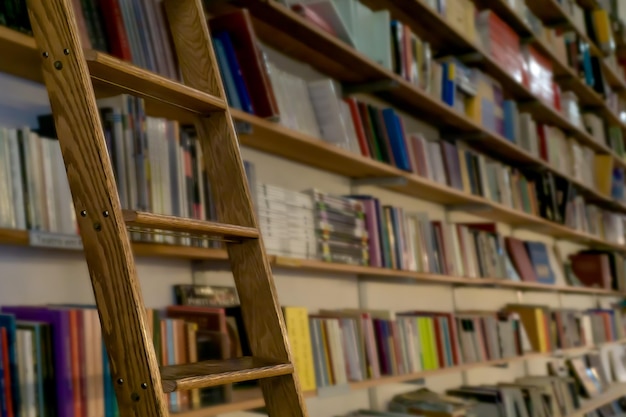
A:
[54,61,63,70]
[63,48,70,55]
[42,51,49,58]
[117,378,124,385]
[94,223,102,231]
[131,393,140,402]
[80,210,87,217]
[141,383,148,389]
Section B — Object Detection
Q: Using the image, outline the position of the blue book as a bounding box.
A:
[0,315,19,417]
[524,241,555,284]
[1,307,73,417]
[214,31,254,114]
[503,100,518,143]
[212,37,243,110]
[381,109,411,171]
[389,207,403,269]
[440,317,453,367]
[0,330,6,417]
[581,43,595,87]
[612,168,624,201]
[166,320,177,410]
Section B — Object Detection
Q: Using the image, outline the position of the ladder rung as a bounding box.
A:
[85,50,227,116]
[160,357,294,393]
[122,210,259,240]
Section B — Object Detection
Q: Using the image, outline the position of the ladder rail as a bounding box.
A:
[163,1,309,416]
[25,1,168,415]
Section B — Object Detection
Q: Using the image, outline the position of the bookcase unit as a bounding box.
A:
[3,0,626,416]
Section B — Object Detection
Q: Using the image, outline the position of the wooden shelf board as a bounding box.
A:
[0,26,40,83]
[0,228,29,246]
[272,256,625,296]
[4,226,623,296]
[234,107,626,234]
[172,352,626,417]
[0,228,229,260]
[569,383,626,417]
[232,110,402,179]
[474,0,534,37]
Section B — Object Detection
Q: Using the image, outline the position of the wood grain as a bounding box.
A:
[85,50,226,121]
[163,0,309,416]
[122,210,259,240]
[25,1,167,416]
[160,357,293,393]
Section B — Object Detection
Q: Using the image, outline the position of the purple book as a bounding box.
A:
[1,306,73,417]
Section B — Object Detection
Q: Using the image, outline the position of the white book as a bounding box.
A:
[0,128,16,228]
[308,79,352,149]
[27,132,45,231]
[51,142,76,235]
[40,139,58,233]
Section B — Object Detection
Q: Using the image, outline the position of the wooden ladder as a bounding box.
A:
[25,0,309,416]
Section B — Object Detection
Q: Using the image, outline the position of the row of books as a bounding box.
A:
[250,174,626,292]
[0,284,622,416]
[340,349,626,416]
[4,123,626,291]
[286,304,626,392]
[0,96,244,246]
[203,2,626,196]
[7,0,180,80]
[0,285,250,417]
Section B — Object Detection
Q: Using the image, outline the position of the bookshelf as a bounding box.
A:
[173,340,626,417]
[2,223,625,296]
[2,0,626,416]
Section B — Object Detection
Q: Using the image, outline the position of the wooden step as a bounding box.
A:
[86,50,227,122]
[160,357,294,393]
[122,210,259,241]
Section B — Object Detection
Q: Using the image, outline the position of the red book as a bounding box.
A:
[209,10,280,120]
[1,328,13,417]
[505,237,538,282]
[98,0,132,61]
[344,98,371,158]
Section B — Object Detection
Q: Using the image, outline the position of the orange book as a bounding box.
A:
[67,310,82,417]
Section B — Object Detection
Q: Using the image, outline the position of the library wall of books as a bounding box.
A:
[7,0,626,416]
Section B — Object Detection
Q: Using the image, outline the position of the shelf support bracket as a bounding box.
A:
[352,176,408,187]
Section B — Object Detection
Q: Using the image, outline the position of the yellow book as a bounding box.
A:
[593,9,614,53]
[319,319,334,385]
[505,305,548,353]
[417,318,431,370]
[464,0,477,44]
[426,318,440,369]
[594,154,613,196]
[284,307,317,391]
